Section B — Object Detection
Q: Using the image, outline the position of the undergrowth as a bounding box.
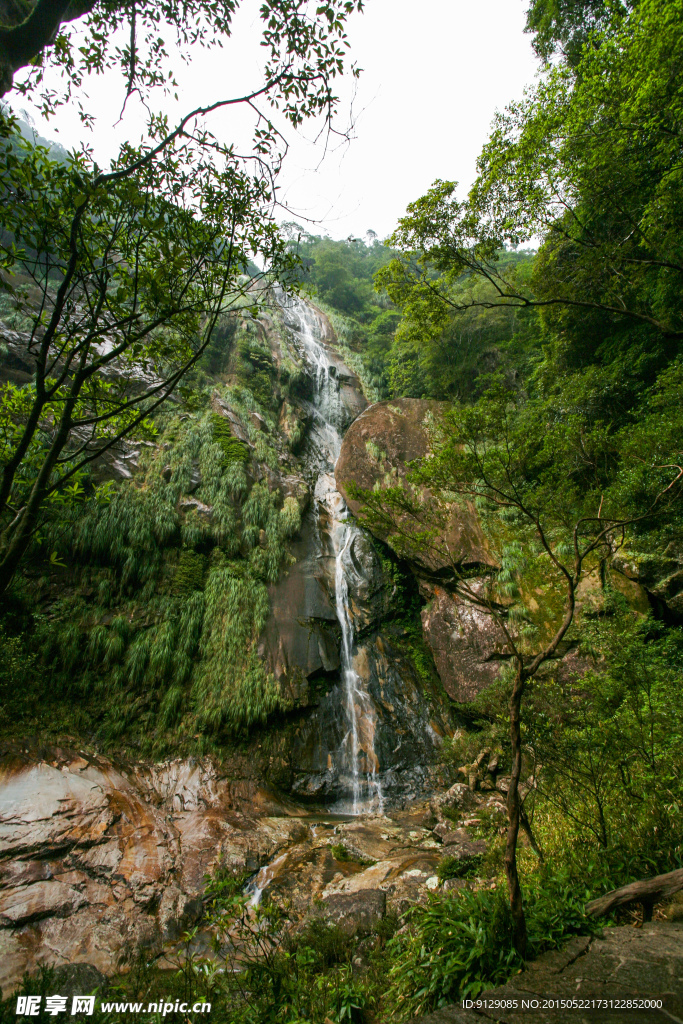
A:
[0,377,303,755]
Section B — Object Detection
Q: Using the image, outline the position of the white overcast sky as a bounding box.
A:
[14,0,539,241]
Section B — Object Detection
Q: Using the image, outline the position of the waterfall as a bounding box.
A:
[277,290,384,815]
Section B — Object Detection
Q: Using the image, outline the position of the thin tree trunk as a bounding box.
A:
[506,662,528,957]
[520,803,544,863]
[0,391,77,597]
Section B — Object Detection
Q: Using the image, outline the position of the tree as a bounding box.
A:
[367,0,683,952]
[524,614,683,857]
[0,0,363,597]
[523,0,635,64]
[0,0,362,119]
[351,370,683,954]
[376,0,683,365]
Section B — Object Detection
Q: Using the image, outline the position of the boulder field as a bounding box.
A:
[0,744,500,992]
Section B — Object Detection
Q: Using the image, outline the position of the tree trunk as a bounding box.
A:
[0,395,76,598]
[0,515,34,598]
[585,867,683,918]
[0,0,96,97]
[520,804,544,863]
[505,663,528,957]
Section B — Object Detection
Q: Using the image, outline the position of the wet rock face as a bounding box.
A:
[0,750,307,994]
[259,505,341,704]
[257,311,455,807]
[340,528,397,635]
[284,630,451,806]
[419,584,508,702]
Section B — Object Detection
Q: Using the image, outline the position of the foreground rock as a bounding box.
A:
[416,923,683,1023]
[0,746,499,993]
[0,749,308,993]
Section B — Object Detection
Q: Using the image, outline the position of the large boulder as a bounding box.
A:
[335,399,503,704]
[419,583,509,702]
[335,399,495,580]
[317,889,386,937]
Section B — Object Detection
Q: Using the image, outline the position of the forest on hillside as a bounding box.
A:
[0,0,682,1020]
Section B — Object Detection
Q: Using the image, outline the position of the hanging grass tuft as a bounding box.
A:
[173,550,207,595]
[191,567,281,735]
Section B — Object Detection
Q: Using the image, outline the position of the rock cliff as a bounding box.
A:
[335,398,507,702]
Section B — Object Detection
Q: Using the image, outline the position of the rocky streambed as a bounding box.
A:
[0,744,506,993]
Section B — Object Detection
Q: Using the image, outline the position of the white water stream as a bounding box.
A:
[249,849,290,907]
[277,291,384,817]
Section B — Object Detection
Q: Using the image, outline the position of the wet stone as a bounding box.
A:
[316,889,386,937]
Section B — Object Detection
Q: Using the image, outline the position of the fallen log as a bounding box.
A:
[585,868,683,922]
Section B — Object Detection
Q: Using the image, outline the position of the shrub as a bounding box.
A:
[173,550,207,595]
[288,918,353,970]
[210,413,250,465]
[384,870,602,1019]
[436,853,483,881]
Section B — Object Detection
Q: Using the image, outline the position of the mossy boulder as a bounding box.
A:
[335,398,496,581]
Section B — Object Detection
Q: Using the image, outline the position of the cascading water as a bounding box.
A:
[277,290,384,815]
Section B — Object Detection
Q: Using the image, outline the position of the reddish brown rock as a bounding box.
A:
[0,750,312,994]
[419,583,508,702]
[334,399,503,703]
[335,399,495,578]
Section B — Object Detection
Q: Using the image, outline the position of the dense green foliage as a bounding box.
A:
[282,227,537,402]
[1,0,683,1019]
[523,0,636,64]
[334,0,683,981]
[0,348,307,750]
[524,615,683,853]
[0,0,364,597]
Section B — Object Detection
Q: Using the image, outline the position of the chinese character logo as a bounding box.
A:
[45,996,68,1015]
[71,997,95,1016]
[16,996,41,1016]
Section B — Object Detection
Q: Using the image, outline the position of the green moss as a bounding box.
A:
[210,413,250,465]
[173,550,207,595]
[436,853,483,881]
[329,843,375,866]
